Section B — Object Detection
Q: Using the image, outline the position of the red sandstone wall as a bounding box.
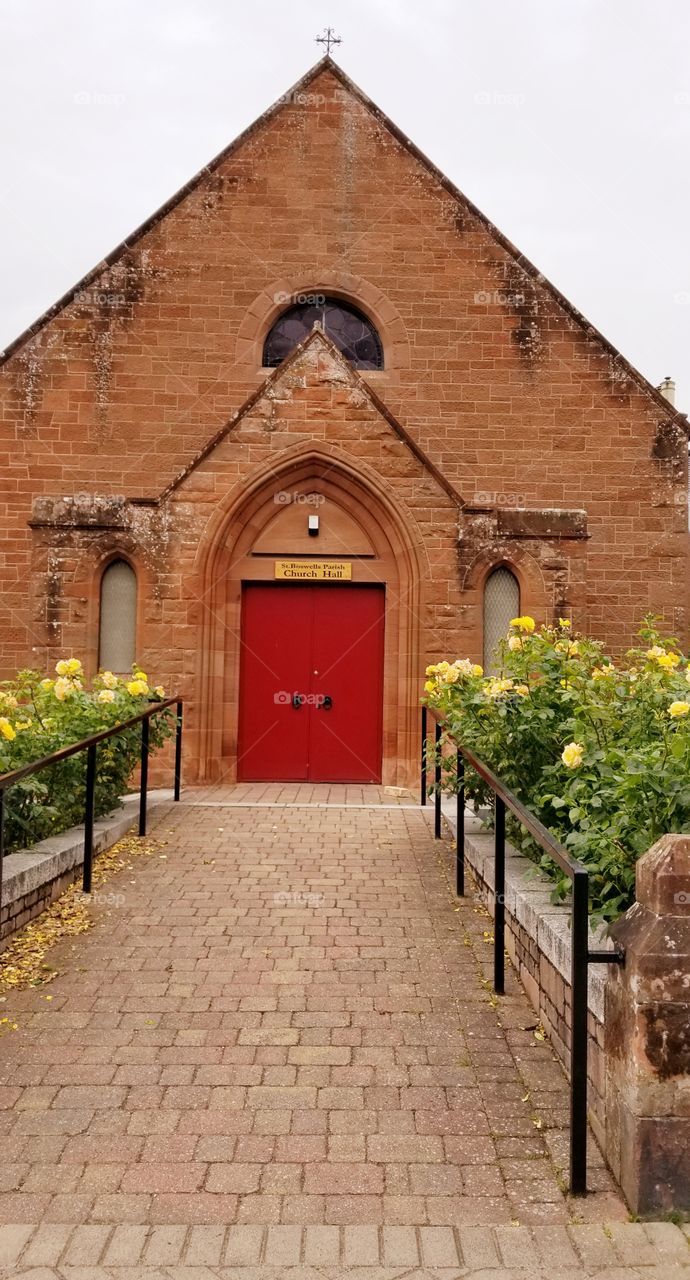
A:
[0,62,687,689]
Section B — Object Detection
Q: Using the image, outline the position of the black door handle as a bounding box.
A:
[292,693,304,709]
[320,695,333,710]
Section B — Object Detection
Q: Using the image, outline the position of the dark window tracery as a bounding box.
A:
[263,298,383,369]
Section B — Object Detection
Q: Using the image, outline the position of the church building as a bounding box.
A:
[0,58,687,788]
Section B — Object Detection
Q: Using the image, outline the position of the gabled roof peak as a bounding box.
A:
[0,54,684,428]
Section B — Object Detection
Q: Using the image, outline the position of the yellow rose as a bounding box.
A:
[98,689,116,704]
[485,678,514,699]
[423,680,436,693]
[514,684,529,697]
[55,658,82,678]
[133,670,148,682]
[0,718,16,742]
[668,701,690,718]
[53,677,73,702]
[443,667,459,684]
[561,742,584,768]
[154,685,165,697]
[126,679,149,697]
[510,616,535,633]
[646,645,666,661]
[508,636,523,651]
[453,659,474,676]
[472,664,483,677]
[39,678,54,690]
[425,664,439,677]
[100,671,118,689]
[558,618,571,628]
[657,653,681,669]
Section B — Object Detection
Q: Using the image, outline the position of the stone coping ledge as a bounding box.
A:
[1,789,174,909]
[441,799,616,1021]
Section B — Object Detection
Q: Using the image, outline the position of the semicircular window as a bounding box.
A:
[263,298,383,370]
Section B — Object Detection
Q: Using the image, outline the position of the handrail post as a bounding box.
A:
[139,715,150,837]
[570,868,590,1195]
[174,700,183,802]
[83,743,97,894]
[494,795,505,994]
[420,705,428,806]
[434,720,442,839]
[456,750,465,896]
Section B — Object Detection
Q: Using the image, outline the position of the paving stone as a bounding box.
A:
[102,1224,149,1265]
[643,1222,690,1261]
[61,1225,112,1266]
[419,1224,461,1267]
[568,1223,619,1268]
[263,1225,303,1264]
[223,1224,265,1264]
[21,1224,74,1267]
[0,1224,35,1267]
[456,1225,502,1269]
[302,1225,340,1265]
[182,1224,226,1266]
[144,1224,188,1264]
[381,1224,419,1264]
[342,1223,380,1265]
[495,1224,539,1267]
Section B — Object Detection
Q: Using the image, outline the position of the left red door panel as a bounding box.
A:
[237,584,313,782]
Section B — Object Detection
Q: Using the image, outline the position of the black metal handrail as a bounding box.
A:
[0,696,183,911]
[421,703,624,1197]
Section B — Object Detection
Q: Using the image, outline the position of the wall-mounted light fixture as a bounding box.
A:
[308,514,320,537]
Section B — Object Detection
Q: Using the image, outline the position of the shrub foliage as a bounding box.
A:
[424,616,690,920]
[0,660,174,854]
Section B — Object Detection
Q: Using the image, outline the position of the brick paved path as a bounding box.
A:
[0,785,688,1277]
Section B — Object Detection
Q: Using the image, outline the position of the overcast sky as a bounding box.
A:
[1,0,688,408]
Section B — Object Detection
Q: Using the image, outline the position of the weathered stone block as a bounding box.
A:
[606,833,690,1214]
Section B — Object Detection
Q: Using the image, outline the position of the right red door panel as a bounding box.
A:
[308,585,385,783]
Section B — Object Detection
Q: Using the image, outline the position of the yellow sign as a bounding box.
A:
[275,560,352,581]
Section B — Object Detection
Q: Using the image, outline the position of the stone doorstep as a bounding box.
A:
[1,788,175,909]
[441,799,615,1022]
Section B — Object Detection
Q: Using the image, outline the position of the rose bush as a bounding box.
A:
[424,617,690,920]
[0,661,173,854]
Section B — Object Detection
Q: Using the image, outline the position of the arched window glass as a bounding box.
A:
[263,297,383,369]
[483,567,520,672]
[99,559,137,672]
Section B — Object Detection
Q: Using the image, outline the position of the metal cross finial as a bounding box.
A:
[315,26,342,56]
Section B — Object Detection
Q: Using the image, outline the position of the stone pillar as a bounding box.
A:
[605,834,690,1215]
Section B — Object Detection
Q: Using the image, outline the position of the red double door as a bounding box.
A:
[237,583,385,782]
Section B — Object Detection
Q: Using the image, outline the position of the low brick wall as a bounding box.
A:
[441,801,614,1155]
[0,790,172,948]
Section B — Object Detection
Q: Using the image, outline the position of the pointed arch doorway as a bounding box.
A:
[193,449,424,788]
